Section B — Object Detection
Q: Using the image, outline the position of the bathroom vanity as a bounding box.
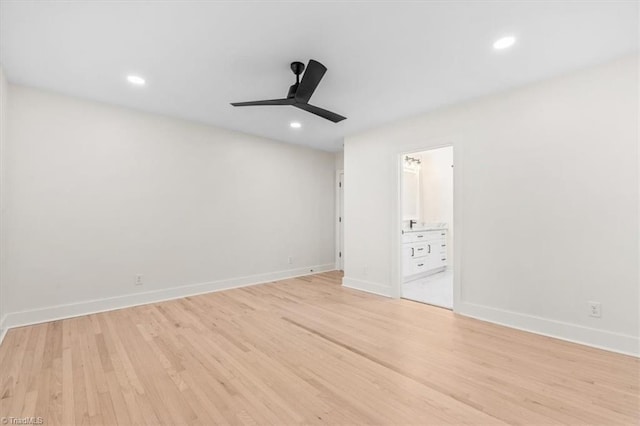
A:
[402,227,448,280]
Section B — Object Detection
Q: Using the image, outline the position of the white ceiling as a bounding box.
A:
[1,1,637,151]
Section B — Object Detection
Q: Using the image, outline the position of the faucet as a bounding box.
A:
[409,220,417,229]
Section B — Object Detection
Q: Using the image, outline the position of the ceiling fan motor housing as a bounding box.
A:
[287,83,299,99]
[290,61,305,76]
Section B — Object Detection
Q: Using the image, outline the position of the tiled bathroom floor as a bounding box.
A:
[402,269,453,309]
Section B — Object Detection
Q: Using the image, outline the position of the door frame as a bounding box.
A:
[391,142,462,313]
[335,169,344,271]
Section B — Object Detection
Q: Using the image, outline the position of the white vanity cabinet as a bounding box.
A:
[402,229,447,279]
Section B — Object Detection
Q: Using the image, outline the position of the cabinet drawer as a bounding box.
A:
[412,258,429,274]
[431,230,447,239]
[403,232,429,243]
[434,255,447,267]
[412,243,429,258]
[403,230,446,243]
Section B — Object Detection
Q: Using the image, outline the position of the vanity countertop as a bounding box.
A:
[403,226,448,233]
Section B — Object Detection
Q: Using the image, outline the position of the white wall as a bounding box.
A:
[1,85,336,330]
[0,66,7,340]
[344,55,639,355]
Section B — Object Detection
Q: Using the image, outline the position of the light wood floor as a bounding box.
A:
[1,271,638,425]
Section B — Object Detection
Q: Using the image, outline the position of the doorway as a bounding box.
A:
[399,146,454,309]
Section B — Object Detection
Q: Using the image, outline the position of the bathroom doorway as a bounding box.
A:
[400,146,454,309]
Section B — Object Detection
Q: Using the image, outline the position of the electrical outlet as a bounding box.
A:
[135,274,144,286]
[588,301,601,318]
[288,256,293,265]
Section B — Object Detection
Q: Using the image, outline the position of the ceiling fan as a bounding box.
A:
[231,59,346,123]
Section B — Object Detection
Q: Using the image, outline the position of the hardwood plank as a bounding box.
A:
[0,270,637,425]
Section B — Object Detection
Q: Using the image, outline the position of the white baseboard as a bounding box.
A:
[0,264,335,345]
[342,276,393,297]
[457,301,639,357]
[0,325,7,347]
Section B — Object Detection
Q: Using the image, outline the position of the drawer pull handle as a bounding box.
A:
[417,263,424,267]
[428,244,431,253]
[417,235,423,238]
[417,248,423,251]
[411,247,414,257]
[441,258,446,261]
[441,244,446,247]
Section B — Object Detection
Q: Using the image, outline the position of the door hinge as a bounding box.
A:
[339,216,342,222]
[339,182,342,188]
[339,251,342,258]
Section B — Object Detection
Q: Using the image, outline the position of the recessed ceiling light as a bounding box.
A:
[126,75,146,85]
[290,122,302,129]
[493,36,516,50]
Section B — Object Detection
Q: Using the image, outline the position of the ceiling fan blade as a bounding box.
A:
[294,103,346,123]
[294,60,327,103]
[231,98,294,106]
